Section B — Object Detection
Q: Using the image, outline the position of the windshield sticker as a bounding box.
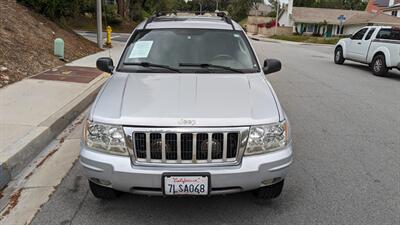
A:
[129,41,153,58]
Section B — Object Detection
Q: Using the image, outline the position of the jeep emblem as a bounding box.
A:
[178,119,196,126]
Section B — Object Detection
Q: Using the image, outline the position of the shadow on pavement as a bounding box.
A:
[342,63,400,81]
[30,162,303,225]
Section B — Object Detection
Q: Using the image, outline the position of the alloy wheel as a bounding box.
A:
[374,59,382,72]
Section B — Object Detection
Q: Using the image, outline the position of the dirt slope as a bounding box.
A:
[0,0,101,88]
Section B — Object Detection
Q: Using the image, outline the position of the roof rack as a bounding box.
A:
[142,11,235,30]
[217,12,235,30]
[143,11,177,30]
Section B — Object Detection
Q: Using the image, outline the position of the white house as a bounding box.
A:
[279,1,400,37]
[382,0,400,16]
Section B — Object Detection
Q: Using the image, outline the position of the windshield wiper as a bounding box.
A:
[123,62,181,73]
[179,63,244,73]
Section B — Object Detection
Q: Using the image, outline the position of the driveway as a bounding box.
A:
[30,40,400,225]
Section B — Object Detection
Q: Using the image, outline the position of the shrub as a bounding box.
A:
[17,0,83,19]
[103,4,122,25]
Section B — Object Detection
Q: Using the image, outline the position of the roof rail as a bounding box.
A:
[143,11,177,29]
[142,11,235,30]
[217,12,235,30]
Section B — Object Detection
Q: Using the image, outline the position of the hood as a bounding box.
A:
[90,73,280,127]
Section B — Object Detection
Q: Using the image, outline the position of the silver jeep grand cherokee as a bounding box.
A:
[80,13,293,199]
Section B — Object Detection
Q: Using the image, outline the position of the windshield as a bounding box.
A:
[118,29,260,73]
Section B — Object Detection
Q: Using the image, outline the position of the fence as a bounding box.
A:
[259,27,293,37]
[246,16,293,37]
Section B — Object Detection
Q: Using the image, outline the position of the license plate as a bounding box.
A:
[163,175,209,196]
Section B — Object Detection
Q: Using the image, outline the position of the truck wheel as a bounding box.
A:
[89,180,119,199]
[334,47,345,64]
[371,54,388,76]
[253,180,284,199]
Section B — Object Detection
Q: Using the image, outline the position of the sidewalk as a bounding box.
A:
[247,33,335,47]
[0,42,124,189]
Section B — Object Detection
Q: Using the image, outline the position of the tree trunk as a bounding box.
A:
[116,0,131,18]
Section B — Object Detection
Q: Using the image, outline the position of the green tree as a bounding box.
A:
[17,0,83,19]
[228,0,262,21]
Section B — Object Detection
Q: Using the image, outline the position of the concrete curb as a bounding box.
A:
[247,33,335,47]
[0,76,107,189]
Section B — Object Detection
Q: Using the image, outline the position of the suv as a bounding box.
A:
[80,13,293,200]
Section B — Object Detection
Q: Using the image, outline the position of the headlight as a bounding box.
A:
[245,120,290,155]
[83,120,128,156]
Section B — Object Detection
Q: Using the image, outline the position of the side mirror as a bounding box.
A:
[96,57,114,73]
[349,34,353,39]
[263,59,282,75]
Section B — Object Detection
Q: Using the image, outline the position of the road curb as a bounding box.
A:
[247,33,335,46]
[0,76,107,189]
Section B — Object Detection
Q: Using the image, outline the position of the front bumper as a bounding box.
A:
[79,143,293,196]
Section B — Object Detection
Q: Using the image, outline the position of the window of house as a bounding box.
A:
[351,28,368,40]
[365,28,376,40]
[392,11,398,16]
[306,24,314,32]
[336,26,344,35]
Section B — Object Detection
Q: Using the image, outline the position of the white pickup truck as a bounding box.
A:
[335,26,400,76]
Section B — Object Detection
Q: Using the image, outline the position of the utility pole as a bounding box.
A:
[96,0,103,48]
[216,0,219,11]
[275,0,279,35]
[199,2,203,13]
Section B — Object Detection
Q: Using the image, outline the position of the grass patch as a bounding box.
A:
[270,35,340,45]
[64,16,137,33]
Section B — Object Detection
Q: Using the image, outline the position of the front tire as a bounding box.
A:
[253,180,284,199]
[371,54,388,76]
[334,46,345,64]
[89,180,119,199]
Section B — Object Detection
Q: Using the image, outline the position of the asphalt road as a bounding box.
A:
[75,31,130,43]
[31,41,400,225]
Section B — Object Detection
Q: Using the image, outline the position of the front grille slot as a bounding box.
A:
[132,128,244,164]
[196,133,208,160]
[165,133,177,160]
[227,133,238,158]
[181,133,193,160]
[134,133,146,158]
[150,133,162,159]
[212,133,223,159]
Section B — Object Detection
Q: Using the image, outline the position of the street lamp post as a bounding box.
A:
[216,0,219,11]
[199,2,203,13]
[96,0,102,48]
[275,0,279,35]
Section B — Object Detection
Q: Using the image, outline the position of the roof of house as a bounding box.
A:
[292,7,364,25]
[346,11,400,25]
[292,7,400,25]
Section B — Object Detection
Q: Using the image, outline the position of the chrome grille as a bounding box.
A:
[124,127,249,165]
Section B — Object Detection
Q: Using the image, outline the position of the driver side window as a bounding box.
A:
[351,28,368,40]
